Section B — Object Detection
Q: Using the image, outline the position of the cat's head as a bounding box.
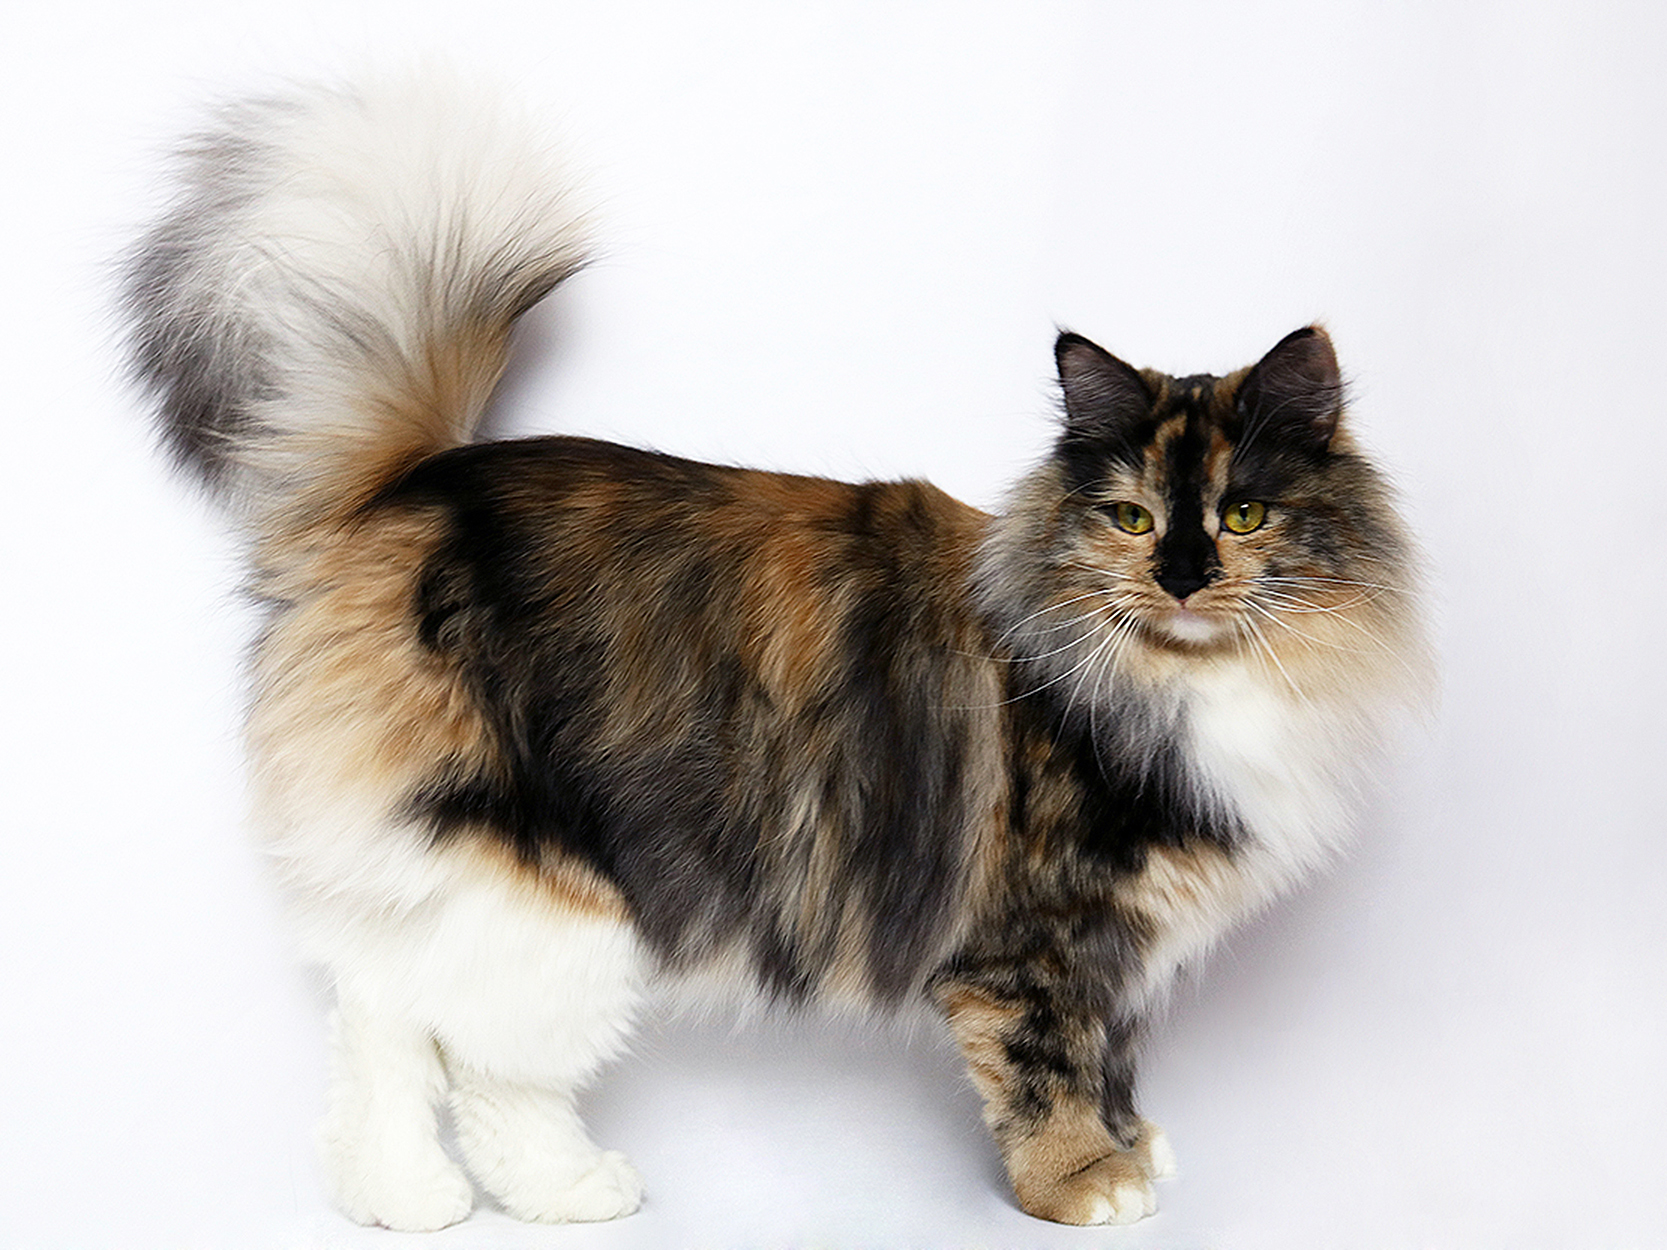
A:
[980,327,1422,703]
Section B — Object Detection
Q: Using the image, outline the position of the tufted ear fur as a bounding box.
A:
[1235,326,1345,451]
[1055,332,1152,445]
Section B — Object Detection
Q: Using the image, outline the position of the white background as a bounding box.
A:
[2,2,1663,1247]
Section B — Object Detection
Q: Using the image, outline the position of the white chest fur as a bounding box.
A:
[1120,661,1378,1004]
[1183,663,1367,885]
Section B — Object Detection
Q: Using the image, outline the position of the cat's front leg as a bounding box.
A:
[934,974,1171,1225]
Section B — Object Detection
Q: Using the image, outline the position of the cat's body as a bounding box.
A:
[122,74,1424,1230]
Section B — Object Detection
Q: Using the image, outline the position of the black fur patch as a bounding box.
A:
[383,438,990,1002]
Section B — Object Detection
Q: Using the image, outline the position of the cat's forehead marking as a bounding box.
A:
[1203,430,1234,494]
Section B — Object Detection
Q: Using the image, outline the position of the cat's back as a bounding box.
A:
[363,435,992,678]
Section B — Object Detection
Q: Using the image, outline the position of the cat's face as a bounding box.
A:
[983,328,1415,699]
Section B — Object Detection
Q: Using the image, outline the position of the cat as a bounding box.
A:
[120,72,1426,1230]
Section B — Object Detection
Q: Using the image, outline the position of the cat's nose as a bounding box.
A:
[1156,565,1215,602]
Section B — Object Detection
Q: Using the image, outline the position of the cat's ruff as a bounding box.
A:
[121,71,1424,1230]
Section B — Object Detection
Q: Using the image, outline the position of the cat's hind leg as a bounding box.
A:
[317,997,474,1231]
[447,1068,644,1223]
[314,842,646,1227]
[422,859,648,1224]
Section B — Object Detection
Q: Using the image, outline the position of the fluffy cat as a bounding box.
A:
[121,73,1425,1230]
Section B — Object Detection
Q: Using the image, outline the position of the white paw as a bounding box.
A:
[1016,1151,1157,1226]
[326,1152,475,1232]
[1080,1171,1158,1226]
[1139,1121,1179,1180]
[1093,1180,1160,1226]
[495,1150,644,1224]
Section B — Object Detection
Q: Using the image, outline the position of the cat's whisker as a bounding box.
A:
[1240,614,1310,703]
[949,622,1110,709]
[1084,616,1144,765]
[953,590,1146,668]
[1255,597,1393,625]
[1062,559,1145,582]
[1021,599,1141,639]
[1062,609,1144,716]
[1007,604,1150,707]
[1258,574,1411,596]
[1262,596,1427,684]
[1242,598,1370,654]
[990,587,1137,644]
[1061,625,1123,717]
[1016,614,1131,663]
[1252,587,1386,615]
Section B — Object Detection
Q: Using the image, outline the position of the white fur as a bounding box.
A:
[1089,1175,1158,1225]
[294,812,647,1229]
[154,69,590,527]
[1186,660,1366,882]
[1128,656,1390,1003]
[1142,1124,1179,1180]
[318,999,475,1231]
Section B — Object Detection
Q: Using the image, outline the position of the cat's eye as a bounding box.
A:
[1221,501,1267,534]
[1103,502,1154,535]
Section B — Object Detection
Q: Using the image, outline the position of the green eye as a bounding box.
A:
[1106,502,1154,535]
[1222,501,1267,534]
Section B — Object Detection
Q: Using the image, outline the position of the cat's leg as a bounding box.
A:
[317,996,474,1231]
[1099,1014,1178,1182]
[425,876,648,1224]
[935,975,1168,1226]
[446,1067,644,1223]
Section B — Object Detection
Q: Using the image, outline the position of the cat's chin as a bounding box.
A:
[1151,608,1231,648]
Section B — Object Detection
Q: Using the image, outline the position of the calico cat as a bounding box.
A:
[121,74,1425,1230]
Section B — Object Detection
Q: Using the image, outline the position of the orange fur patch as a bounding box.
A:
[247,508,492,803]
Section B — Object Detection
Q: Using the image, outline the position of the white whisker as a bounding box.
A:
[1240,614,1309,702]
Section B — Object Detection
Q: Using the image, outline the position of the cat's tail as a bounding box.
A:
[121,71,589,533]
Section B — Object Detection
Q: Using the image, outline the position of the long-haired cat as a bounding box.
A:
[120,73,1425,1230]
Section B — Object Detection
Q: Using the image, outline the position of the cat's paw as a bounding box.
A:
[1015,1150,1157,1226]
[325,1150,475,1232]
[493,1149,645,1224]
[1135,1118,1178,1180]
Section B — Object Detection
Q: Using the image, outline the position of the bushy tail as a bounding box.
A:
[122,72,589,531]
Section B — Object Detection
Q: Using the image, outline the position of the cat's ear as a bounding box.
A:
[1055,331,1151,442]
[1235,326,1345,450]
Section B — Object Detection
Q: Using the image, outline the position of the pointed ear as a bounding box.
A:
[1236,326,1345,451]
[1055,331,1151,442]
